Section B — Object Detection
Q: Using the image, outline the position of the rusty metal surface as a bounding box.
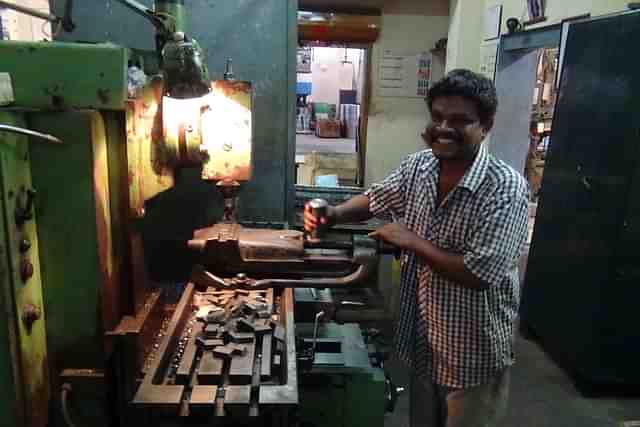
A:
[188,228,379,290]
[188,223,371,282]
[161,95,205,167]
[130,231,152,314]
[190,223,305,262]
[201,81,253,183]
[125,80,175,311]
[125,81,175,219]
[91,112,121,332]
[190,385,218,408]
[132,285,297,415]
[132,284,196,408]
[107,290,163,374]
[260,288,298,405]
[160,80,253,183]
[0,112,50,427]
[239,229,305,261]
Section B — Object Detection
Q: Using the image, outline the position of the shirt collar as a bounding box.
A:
[458,145,489,193]
[419,145,489,193]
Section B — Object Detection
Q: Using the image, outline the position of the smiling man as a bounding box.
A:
[305,69,529,427]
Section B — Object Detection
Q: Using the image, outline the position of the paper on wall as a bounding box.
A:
[378,50,431,98]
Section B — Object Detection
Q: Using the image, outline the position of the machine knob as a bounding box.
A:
[20,258,34,282]
[22,304,41,330]
[19,239,32,253]
[15,188,36,226]
[385,375,405,413]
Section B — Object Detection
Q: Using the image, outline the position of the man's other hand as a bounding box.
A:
[368,223,419,251]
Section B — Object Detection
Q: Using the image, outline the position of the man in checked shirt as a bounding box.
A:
[305,69,529,427]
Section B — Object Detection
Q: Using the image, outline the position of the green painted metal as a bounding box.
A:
[0,116,23,427]
[27,111,108,375]
[156,0,186,33]
[0,41,128,111]
[297,323,386,427]
[0,111,50,427]
[0,273,21,427]
[286,0,298,225]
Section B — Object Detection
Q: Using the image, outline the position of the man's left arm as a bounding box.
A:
[370,187,529,291]
[369,224,489,290]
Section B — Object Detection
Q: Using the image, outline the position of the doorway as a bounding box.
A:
[489,25,563,283]
[525,47,559,202]
[295,43,369,188]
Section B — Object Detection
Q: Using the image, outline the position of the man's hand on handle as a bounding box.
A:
[304,203,337,234]
[368,222,419,251]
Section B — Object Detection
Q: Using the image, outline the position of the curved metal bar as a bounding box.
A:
[190,261,376,290]
[112,0,166,30]
[250,263,374,290]
[191,265,229,289]
[0,125,63,144]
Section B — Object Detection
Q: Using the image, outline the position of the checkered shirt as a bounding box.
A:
[365,146,529,388]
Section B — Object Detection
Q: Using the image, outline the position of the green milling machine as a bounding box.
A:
[0,1,402,426]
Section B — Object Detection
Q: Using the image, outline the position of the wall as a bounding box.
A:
[445,0,484,71]
[0,0,51,41]
[448,0,632,72]
[364,0,449,186]
[309,47,363,106]
[486,0,632,35]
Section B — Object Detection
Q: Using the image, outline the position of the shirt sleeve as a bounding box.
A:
[364,155,413,221]
[463,179,529,287]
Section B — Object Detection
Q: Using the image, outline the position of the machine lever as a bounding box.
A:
[191,261,375,291]
[0,125,63,145]
[113,0,166,30]
[385,374,405,413]
[340,301,365,307]
[312,310,325,358]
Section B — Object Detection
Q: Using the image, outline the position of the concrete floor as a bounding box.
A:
[382,322,640,427]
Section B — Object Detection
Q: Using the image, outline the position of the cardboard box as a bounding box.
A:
[315,119,341,138]
[296,152,357,186]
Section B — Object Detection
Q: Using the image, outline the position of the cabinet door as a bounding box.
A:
[0,112,50,427]
[523,11,640,384]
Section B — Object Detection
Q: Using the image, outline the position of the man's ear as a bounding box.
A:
[482,118,495,136]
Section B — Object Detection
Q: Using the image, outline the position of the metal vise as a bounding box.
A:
[188,222,396,290]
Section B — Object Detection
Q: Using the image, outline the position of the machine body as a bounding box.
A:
[0,2,394,426]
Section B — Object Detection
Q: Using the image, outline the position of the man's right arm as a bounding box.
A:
[305,153,415,232]
[331,194,373,225]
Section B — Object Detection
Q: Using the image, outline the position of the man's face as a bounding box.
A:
[423,95,492,162]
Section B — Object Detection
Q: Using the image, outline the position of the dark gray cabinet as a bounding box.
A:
[522,11,640,388]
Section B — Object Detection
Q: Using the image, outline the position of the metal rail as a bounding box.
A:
[191,261,376,290]
[0,125,63,144]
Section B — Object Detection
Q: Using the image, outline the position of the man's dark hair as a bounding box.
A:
[426,69,498,126]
